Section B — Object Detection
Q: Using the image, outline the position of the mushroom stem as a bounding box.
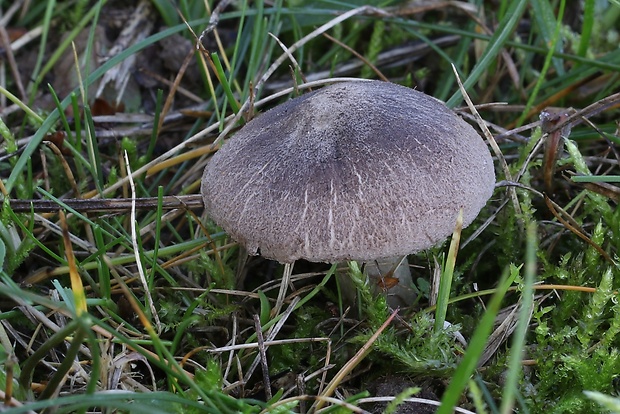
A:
[364,256,416,308]
[337,256,416,310]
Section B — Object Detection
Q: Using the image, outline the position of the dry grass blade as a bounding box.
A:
[269,33,309,85]
[356,396,476,414]
[156,49,196,134]
[450,63,523,221]
[255,5,389,94]
[265,36,460,92]
[313,309,399,411]
[243,297,301,387]
[577,180,620,203]
[479,303,520,367]
[43,140,80,196]
[197,0,233,52]
[95,0,154,103]
[541,109,573,193]
[205,6,392,155]
[272,262,293,317]
[0,26,27,101]
[253,314,272,401]
[108,351,157,391]
[59,210,87,316]
[544,195,613,263]
[546,91,620,135]
[321,32,388,82]
[7,195,204,212]
[2,1,619,411]
[125,151,161,332]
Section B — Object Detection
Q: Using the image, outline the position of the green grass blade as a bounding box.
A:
[529,0,566,75]
[576,0,596,60]
[5,20,208,193]
[434,210,463,332]
[437,267,516,414]
[516,0,566,126]
[212,52,241,113]
[499,222,537,414]
[446,0,526,107]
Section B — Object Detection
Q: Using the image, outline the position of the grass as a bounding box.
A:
[1,0,619,412]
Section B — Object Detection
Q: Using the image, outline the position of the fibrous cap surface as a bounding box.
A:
[201,80,495,263]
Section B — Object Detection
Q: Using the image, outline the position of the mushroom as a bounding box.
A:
[201,80,495,303]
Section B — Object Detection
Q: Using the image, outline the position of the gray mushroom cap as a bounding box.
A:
[201,80,495,263]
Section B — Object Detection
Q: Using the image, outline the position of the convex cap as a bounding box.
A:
[201,80,495,263]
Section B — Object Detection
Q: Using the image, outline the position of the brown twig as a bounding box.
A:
[544,194,613,263]
[546,91,620,135]
[321,32,388,82]
[6,195,204,213]
[254,314,272,401]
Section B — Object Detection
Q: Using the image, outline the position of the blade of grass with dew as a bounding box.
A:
[437,266,517,414]
[446,0,527,107]
[499,222,537,414]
